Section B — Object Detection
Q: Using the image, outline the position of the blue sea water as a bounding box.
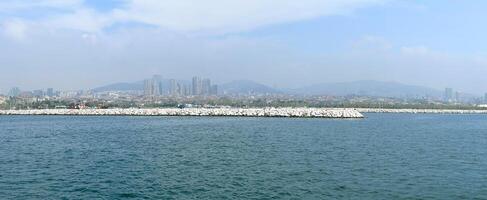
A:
[0,114,486,199]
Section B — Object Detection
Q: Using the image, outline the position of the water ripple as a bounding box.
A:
[0,114,487,199]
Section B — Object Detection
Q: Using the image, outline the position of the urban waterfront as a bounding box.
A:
[1,114,486,199]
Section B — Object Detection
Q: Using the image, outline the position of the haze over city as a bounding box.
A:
[1,0,487,94]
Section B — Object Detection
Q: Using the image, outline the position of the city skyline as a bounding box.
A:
[1,1,487,94]
[143,75,218,97]
[4,76,487,105]
[1,78,480,95]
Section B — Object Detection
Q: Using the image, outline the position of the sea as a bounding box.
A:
[0,114,486,199]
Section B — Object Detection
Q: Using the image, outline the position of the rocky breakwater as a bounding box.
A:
[0,108,364,118]
[356,108,487,114]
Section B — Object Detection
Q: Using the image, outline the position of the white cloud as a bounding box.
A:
[0,29,294,90]
[352,35,393,52]
[472,53,487,66]
[81,33,98,44]
[400,46,431,56]
[400,45,452,61]
[41,9,114,33]
[0,0,389,35]
[1,19,28,40]
[114,0,389,33]
[0,0,82,12]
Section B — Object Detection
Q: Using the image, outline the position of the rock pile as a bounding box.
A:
[356,108,487,114]
[0,108,364,118]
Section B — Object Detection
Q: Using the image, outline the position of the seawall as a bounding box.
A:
[356,108,487,114]
[0,108,364,118]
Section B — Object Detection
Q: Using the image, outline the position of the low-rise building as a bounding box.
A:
[0,96,6,104]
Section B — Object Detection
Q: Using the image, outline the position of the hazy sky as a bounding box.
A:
[1,0,486,94]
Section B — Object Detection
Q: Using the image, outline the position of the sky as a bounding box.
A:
[0,0,486,94]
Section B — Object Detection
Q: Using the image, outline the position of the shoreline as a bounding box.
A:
[355,108,487,114]
[0,108,364,118]
[2,108,487,118]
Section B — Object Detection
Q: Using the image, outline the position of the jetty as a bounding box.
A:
[0,108,364,118]
[356,108,487,114]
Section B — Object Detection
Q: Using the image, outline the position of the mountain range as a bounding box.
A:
[289,80,443,98]
[92,80,444,98]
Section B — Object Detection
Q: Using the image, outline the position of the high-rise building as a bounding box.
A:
[444,88,453,102]
[47,88,54,97]
[178,83,186,96]
[169,79,178,96]
[210,85,218,96]
[455,91,461,103]
[8,87,20,97]
[144,79,153,96]
[202,79,211,95]
[144,75,163,96]
[152,75,162,96]
[183,84,190,96]
[192,76,202,95]
[484,93,487,103]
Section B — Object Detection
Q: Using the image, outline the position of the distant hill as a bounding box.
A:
[92,79,444,98]
[219,80,281,95]
[291,80,443,98]
[93,79,280,95]
[92,79,190,93]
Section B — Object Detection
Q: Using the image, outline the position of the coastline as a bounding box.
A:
[0,108,364,118]
[2,108,487,118]
[356,108,487,114]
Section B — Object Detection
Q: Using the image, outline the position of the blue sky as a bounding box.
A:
[84,0,122,11]
[0,0,486,94]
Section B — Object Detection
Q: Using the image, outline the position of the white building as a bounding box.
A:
[0,96,6,104]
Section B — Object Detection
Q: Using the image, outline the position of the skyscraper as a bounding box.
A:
[144,75,163,96]
[485,93,487,103]
[192,76,202,95]
[454,91,460,103]
[210,85,218,96]
[47,88,54,97]
[8,87,20,97]
[144,79,153,96]
[444,88,453,102]
[169,79,178,96]
[152,75,162,96]
[183,84,190,96]
[176,83,182,96]
[202,79,211,95]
